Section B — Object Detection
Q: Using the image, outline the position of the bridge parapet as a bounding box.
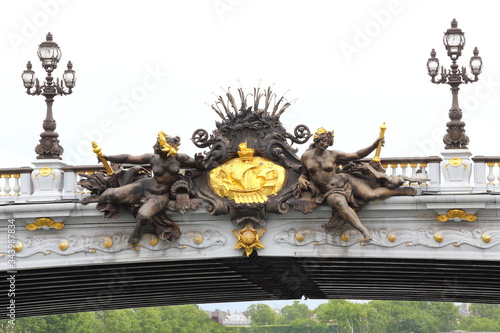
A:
[1,191,499,271]
[6,155,500,202]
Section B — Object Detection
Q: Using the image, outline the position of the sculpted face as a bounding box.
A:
[153,142,162,154]
[316,133,334,151]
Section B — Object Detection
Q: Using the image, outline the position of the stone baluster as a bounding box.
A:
[496,163,500,187]
[390,164,398,176]
[12,174,21,196]
[486,162,496,191]
[2,174,12,196]
[418,163,429,191]
[409,163,418,186]
[400,164,408,178]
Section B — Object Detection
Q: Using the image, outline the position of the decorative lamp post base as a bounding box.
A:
[29,159,66,201]
[440,149,472,192]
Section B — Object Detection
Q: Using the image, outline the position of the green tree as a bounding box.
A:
[102,309,136,333]
[316,300,366,332]
[159,304,226,333]
[428,302,459,332]
[281,301,309,323]
[290,318,328,333]
[247,303,278,326]
[131,307,170,333]
[459,315,500,332]
[11,316,48,333]
[469,303,500,320]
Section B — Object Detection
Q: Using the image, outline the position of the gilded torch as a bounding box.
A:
[372,122,387,163]
[92,141,114,175]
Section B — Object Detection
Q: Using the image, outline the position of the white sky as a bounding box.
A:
[1,0,499,168]
[0,0,496,311]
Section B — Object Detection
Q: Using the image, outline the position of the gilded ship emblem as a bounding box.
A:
[209,142,286,203]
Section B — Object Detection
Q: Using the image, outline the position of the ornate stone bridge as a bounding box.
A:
[1,155,500,319]
[4,21,496,322]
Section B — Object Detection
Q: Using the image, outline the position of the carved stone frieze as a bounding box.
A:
[0,230,227,258]
[274,227,500,249]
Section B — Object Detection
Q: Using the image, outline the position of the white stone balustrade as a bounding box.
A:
[0,167,33,201]
[472,156,500,192]
[6,155,500,204]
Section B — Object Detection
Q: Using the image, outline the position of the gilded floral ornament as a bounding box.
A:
[437,209,476,222]
[26,217,64,231]
[232,223,266,257]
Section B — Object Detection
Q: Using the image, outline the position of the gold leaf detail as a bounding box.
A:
[27,217,64,230]
[436,209,476,222]
[482,232,491,243]
[295,232,305,242]
[59,239,68,251]
[387,233,397,242]
[104,237,113,248]
[194,235,203,244]
[39,167,52,176]
[449,157,463,167]
[434,233,443,243]
[13,241,23,252]
[233,223,266,257]
[209,143,286,204]
[341,233,350,242]
[150,237,159,246]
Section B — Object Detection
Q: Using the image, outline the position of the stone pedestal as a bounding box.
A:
[30,159,66,200]
[440,149,472,192]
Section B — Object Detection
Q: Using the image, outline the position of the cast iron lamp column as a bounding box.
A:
[426,19,482,149]
[21,32,76,159]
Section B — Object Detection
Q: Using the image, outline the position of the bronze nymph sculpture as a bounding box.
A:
[81,132,203,245]
[294,128,417,242]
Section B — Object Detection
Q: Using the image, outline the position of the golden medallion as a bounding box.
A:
[449,157,463,167]
[209,142,286,203]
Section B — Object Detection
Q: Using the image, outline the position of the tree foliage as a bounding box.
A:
[3,301,500,333]
[247,303,278,326]
[280,301,310,323]
[2,305,226,333]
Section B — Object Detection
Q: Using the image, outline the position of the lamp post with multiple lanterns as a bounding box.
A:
[426,19,482,150]
[21,32,76,160]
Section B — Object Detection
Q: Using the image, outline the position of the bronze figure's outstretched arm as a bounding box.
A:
[335,137,383,162]
[102,153,153,165]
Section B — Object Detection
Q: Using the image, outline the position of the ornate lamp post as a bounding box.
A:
[427,19,483,191]
[426,19,482,149]
[21,32,76,159]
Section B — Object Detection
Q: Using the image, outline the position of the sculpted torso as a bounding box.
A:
[302,150,339,192]
[148,154,181,194]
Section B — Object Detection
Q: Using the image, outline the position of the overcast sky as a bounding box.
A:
[2,0,500,168]
[1,0,497,311]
